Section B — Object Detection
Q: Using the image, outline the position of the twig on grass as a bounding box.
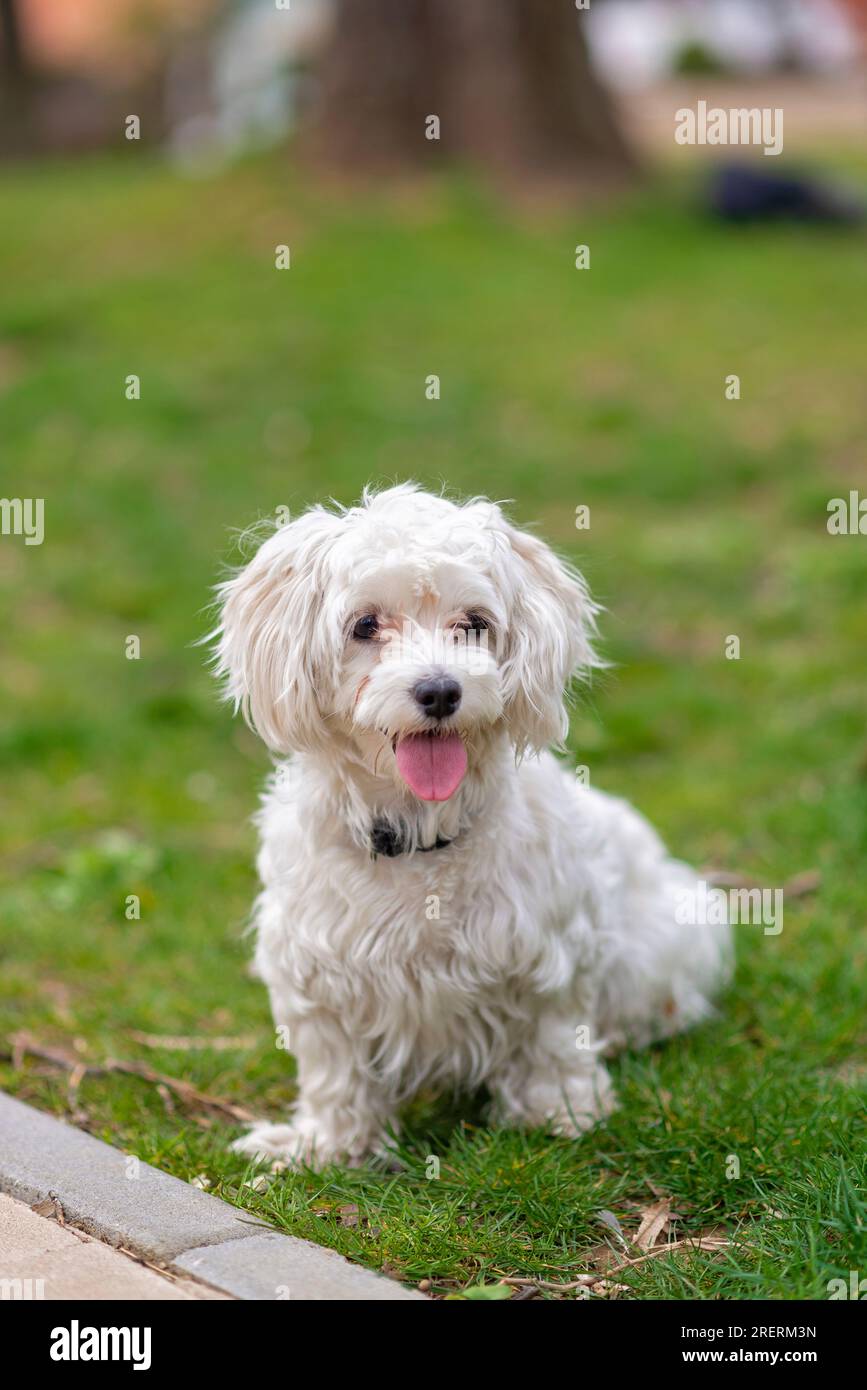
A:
[129,1031,257,1052]
[702,867,820,899]
[606,1234,731,1276]
[501,1275,597,1291]
[498,1232,732,1297]
[4,1031,256,1124]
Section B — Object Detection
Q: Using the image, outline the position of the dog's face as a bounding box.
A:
[215,486,596,802]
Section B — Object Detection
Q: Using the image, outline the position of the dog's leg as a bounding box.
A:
[233,1011,396,1169]
[488,1008,617,1137]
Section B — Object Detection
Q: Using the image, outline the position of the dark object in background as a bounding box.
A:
[309,0,639,181]
[709,164,864,224]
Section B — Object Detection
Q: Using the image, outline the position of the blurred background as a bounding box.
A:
[1,1,866,1294]
[1,0,865,165]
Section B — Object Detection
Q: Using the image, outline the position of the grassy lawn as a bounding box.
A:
[1,150,865,1299]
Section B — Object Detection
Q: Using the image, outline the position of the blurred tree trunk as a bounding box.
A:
[0,0,26,79]
[0,0,36,153]
[308,0,637,180]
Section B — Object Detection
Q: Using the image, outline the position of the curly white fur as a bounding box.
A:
[213,484,732,1166]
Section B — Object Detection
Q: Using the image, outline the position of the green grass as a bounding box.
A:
[1,150,865,1299]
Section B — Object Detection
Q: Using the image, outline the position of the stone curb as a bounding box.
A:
[0,1092,425,1301]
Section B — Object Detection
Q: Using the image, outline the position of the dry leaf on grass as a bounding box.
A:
[585,1242,620,1273]
[242,1175,270,1194]
[634,1197,674,1251]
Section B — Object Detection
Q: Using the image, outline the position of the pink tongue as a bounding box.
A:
[395,733,468,802]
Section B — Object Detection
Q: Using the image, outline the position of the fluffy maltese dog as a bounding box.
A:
[214,484,732,1166]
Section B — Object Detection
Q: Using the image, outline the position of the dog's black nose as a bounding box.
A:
[413,675,462,720]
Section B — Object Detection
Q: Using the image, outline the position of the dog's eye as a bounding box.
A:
[462,613,489,632]
[352,614,379,641]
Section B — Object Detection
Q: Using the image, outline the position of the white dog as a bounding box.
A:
[214,484,732,1166]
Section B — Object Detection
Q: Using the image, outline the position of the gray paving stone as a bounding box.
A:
[0,1091,260,1260]
[174,1230,426,1301]
[0,1193,228,1300]
[0,1092,427,1300]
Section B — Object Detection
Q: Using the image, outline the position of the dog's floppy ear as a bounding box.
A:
[495,515,599,755]
[212,508,342,754]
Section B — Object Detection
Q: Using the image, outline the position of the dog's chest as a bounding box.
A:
[262,842,580,1023]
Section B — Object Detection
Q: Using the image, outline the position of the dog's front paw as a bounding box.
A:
[232,1119,388,1170]
[546,1090,618,1138]
[492,1062,618,1138]
[232,1122,314,1166]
